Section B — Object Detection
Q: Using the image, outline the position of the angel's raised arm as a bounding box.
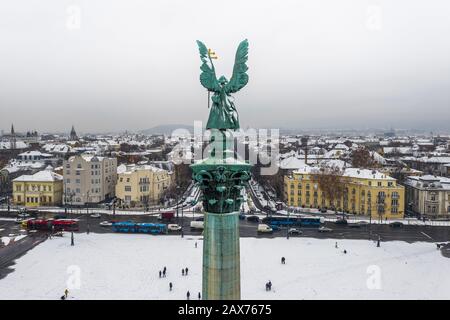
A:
[197,40,220,92]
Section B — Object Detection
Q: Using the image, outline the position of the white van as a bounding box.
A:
[190,221,204,230]
[257,224,273,233]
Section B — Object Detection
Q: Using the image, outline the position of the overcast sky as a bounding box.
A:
[0,0,449,134]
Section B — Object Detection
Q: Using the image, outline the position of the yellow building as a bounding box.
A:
[116,164,172,207]
[13,170,63,207]
[284,167,405,219]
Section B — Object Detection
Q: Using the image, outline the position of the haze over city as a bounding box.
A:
[1,0,450,133]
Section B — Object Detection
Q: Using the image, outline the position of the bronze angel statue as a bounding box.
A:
[196,39,249,130]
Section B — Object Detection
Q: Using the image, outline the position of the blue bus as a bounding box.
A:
[112,221,167,234]
[262,216,322,228]
[262,216,301,227]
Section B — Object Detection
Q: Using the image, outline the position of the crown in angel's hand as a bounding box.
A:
[208,48,218,59]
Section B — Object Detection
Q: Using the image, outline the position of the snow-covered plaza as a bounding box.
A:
[0,233,449,300]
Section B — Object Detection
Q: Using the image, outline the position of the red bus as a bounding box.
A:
[26,219,79,232]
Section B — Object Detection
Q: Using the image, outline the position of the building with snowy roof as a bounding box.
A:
[404,175,450,218]
[115,163,172,207]
[12,170,63,207]
[63,154,117,205]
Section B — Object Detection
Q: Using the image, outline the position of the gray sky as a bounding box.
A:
[0,0,450,133]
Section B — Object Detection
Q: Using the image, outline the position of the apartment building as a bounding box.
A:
[63,155,117,205]
[13,170,63,207]
[284,167,405,219]
[115,164,172,207]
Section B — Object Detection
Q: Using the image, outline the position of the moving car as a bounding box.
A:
[247,216,260,223]
[288,228,302,235]
[257,224,273,233]
[318,226,333,233]
[168,224,182,231]
[90,213,101,218]
[99,221,112,227]
[190,220,204,230]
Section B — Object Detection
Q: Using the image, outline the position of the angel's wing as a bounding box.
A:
[224,39,249,94]
[196,40,220,92]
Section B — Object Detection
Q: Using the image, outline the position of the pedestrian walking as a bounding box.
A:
[195,242,197,248]
[163,269,166,277]
[187,291,190,300]
[198,292,201,300]
[159,270,162,278]
[169,282,173,291]
[343,249,347,254]
[281,257,285,264]
[185,267,189,275]
[64,288,69,299]
[182,269,185,276]
[268,281,272,291]
[335,242,338,248]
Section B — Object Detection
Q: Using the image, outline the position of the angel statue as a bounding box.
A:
[196,39,249,130]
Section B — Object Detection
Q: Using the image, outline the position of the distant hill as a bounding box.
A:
[139,124,195,135]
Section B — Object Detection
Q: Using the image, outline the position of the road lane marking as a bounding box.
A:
[421,232,432,239]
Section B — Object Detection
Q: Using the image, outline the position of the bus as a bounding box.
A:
[262,216,323,228]
[112,221,167,235]
[261,216,301,227]
[53,219,79,231]
[26,219,79,231]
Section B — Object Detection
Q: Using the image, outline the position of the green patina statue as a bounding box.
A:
[196,39,249,130]
[191,39,252,214]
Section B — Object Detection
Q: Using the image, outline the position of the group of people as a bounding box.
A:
[158,266,167,278]
[160,266,200,299]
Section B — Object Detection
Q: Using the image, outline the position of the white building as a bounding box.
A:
[63,155,117,205]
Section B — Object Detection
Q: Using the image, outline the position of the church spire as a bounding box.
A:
[70,125,78,140]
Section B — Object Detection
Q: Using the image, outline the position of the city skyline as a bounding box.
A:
[0,0,449,132]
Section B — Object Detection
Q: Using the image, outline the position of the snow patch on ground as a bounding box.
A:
[0,234,449,300]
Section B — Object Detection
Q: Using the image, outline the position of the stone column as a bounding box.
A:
[202,211,240,300]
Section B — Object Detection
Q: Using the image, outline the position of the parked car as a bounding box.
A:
[54,214,67,220]
[288,228,302,235]
[257,224,273,233]
[247,216,260,223]
[318,226,333,233]
[238,213,246,220]
[17,212,30,218]
[167,224,182,231]
[195,217,204,222]
[348,223,361,228]
[99,221,112,227]
[335,219,348,225]
[358,221,369,226]
[389,221,404,228]
[90,213,101,218]
[320,208,327,213]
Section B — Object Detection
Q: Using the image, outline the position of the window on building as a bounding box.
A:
[125,186,132,192]
[76,171,80,176]
[16,185,21,191]
[66,163,70,168]
[377,182,382,187]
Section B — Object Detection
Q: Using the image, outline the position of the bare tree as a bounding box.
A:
[311,164,345,212]
[351,147,374,168]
